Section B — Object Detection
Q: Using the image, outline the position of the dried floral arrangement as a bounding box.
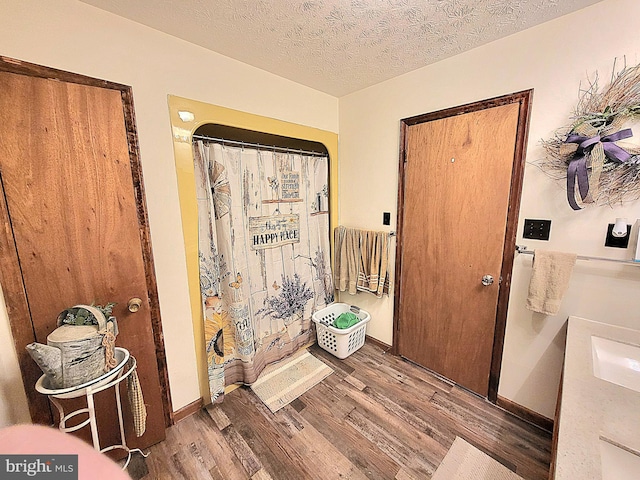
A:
[541,60,640,210]
[257,274,313,320]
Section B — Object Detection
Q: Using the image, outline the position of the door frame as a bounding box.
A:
[392,90,533,402]
[0,56,173,427]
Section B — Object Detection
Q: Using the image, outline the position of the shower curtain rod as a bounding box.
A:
[192,134,327,157]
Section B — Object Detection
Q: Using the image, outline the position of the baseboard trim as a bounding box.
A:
[171,397,203,423]
[365,335,392,352]
[497,395,553,433]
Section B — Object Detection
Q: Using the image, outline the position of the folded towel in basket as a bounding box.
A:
[333,312,360,329]
[526,250,577,315]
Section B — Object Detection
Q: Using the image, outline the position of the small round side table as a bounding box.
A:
[35,347,148,469]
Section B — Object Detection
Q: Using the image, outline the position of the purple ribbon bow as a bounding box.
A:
[565,128,633,210]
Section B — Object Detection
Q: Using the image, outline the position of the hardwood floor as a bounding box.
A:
[144,342,552,479]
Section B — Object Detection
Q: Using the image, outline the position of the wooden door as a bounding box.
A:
[0,58,171,449]
[394,92,531,398]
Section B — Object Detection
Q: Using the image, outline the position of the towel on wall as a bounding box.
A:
[526,250,577,315]
[334,225,346,291]
[334,226,390,298]
[334,226,360,295]
[356,229,390,298]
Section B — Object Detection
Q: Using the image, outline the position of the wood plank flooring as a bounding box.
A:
[144,342,552,479]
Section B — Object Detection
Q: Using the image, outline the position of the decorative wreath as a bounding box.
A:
[541,60,640,210]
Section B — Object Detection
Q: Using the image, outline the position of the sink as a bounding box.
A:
[599,438,640,480]
[591,336,640,392]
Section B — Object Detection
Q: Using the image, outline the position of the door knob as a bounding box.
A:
[481,275,494,286]
[127,297,143,313]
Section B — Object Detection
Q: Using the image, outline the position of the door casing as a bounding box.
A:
[392,90,533,402]
[0,56,173,427]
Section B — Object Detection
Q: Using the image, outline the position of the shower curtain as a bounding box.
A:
[193,140,333,402]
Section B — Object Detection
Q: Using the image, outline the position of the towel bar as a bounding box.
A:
[516,244,640,266]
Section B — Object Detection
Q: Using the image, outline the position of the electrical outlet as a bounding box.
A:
[523,219,551,240]
[605,223,631,248]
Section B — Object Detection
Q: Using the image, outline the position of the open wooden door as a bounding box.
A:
[0,57,171,450]
[393,91,532,399]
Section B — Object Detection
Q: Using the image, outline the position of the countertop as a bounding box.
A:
[555,316,640,479]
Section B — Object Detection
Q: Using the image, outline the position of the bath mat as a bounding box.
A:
[432,437,524,480]
[250,350,333,413]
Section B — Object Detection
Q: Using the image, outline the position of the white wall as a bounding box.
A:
[0,287,31,427]
[0,0,338,426]
[339,0,640,418]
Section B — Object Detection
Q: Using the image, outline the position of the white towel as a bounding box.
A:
[526,250,577,315]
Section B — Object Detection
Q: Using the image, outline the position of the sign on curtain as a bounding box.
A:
[193,140,333,402]
[249,214,300,249]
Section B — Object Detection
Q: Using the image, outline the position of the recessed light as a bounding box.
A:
[178,110,195,122]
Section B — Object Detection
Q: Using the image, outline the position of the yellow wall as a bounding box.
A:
[168,96,338,402]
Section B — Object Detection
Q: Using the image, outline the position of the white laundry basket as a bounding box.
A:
[312,303,371,359]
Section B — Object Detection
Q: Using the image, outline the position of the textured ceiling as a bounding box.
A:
[80,0,602,97]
